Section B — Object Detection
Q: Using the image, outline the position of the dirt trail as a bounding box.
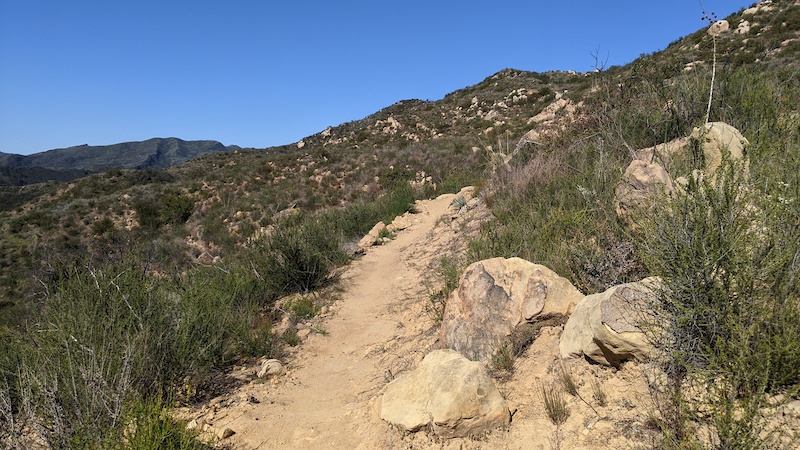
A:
[184,189,661,450]
[203,192,463,449]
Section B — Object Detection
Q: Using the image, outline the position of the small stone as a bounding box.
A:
[257,359,286,378]
[216,427,235,440]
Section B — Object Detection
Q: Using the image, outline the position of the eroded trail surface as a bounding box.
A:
[190,191,481,449]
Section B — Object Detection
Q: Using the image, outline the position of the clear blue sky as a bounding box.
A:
[1,0,753,155]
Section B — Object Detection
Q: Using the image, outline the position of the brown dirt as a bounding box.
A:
[179,189,659,449]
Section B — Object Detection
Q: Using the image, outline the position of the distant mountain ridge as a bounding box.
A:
[0,138,231,185]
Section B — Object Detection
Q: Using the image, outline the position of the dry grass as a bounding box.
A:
[541,382,570,425]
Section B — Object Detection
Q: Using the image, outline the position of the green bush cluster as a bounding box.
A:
[134,194,194,230]
[252,216,345,299]
[0,257,273,448]
[249,182,415,301]
[0,179,418,447]
[638,158,800,449]
[91,216,115,235]
[469,124,643,293]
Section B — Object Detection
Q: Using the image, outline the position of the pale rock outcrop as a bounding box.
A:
[386,214,413,233]
[380,349,510,438]
[735,20,751,34]
[441,257,584,364]
[634,136,689,163]
[743,2,774,16]
[614,160,675,224]
[560,278,659,366]
[618,122,748,224]
[356,221,386,253]
[635,123,747,176]
[708,20,730,37]
[688,122,748,175]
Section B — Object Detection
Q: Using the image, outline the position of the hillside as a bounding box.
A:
[0,138,233,185]
[0,67,589,301]
[1,1,800,448]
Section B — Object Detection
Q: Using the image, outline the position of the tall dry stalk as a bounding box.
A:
[702,8,727,124]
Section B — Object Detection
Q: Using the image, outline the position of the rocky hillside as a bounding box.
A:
[0,66,589,301]
[1,1,799,448]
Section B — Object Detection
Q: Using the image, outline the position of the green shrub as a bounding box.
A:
[425,256,466,323]
[282,330,300,347]
[491,345,514,375]
[541,382,570,426]
[134,200,163,230]
[0,256,275,447]
[161,194,194,225]
[323,182,415,240]
[133,194,193,230]
[251,217,344,299]
[91,216,115,235]
[174,265,273,378]
[638,157,800,448]
[285,295,320,320]
[469,131,634,292]
[108,398,209,450]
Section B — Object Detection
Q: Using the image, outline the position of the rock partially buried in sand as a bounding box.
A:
[215,427,235,440]
[257,359,285,378]
[441,257,584,364]
[380,349,510,438]
[560,278,659,366]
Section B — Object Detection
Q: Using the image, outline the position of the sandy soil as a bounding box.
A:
[180,190,659,449]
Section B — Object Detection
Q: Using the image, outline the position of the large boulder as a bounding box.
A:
[634,122,747,176]
[559,278,659,366]
[441,257,584,364]
[614,160,675,224]
[380,349,510,438]
[688,122,748,175]
[618,122,748,225]
[634,137,689,166]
